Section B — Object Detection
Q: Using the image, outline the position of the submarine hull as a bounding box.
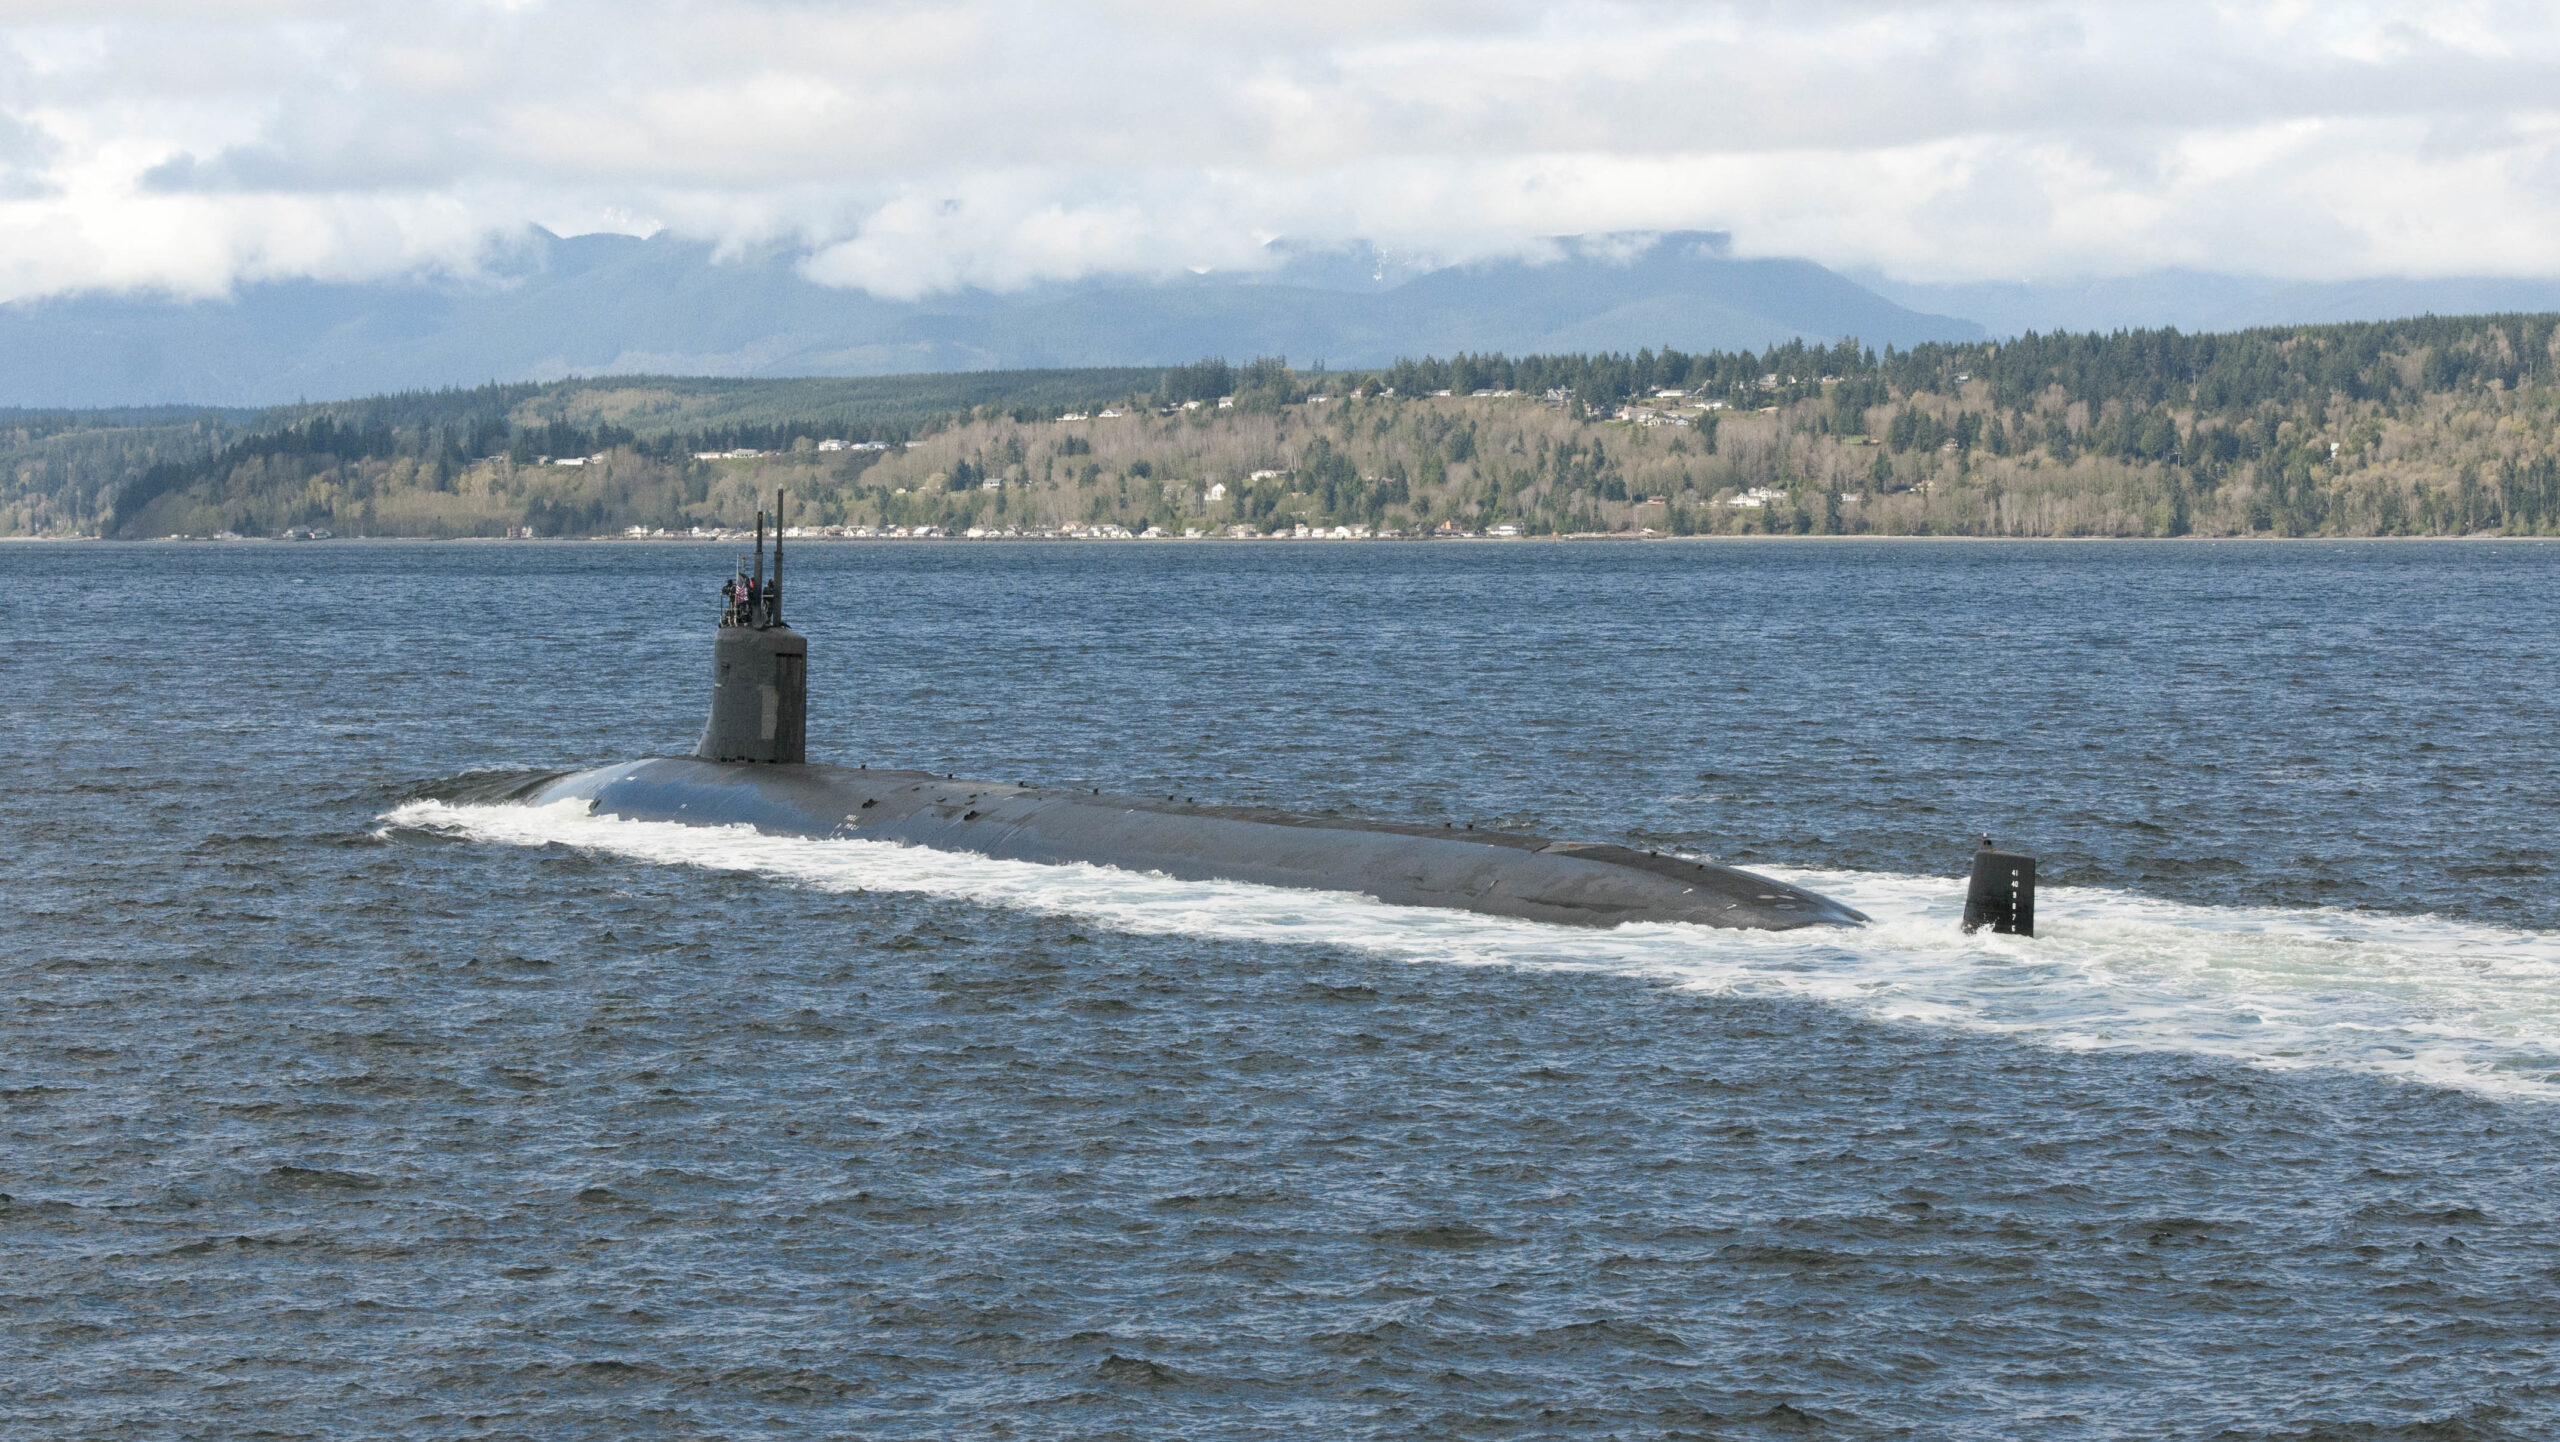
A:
[525,758,1868,931]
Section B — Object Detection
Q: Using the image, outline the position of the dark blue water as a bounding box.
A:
[8,539,2560,1439]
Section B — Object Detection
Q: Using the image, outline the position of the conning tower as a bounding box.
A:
[696,490,807,764]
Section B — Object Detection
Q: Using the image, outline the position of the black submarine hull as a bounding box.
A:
[524,758,1869,931]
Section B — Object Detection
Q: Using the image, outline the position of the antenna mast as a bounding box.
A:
[770,489,785,625]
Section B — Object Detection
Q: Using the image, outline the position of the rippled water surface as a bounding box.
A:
[9,538,2560,1439]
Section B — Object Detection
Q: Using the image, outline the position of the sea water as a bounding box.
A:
[6,539,2559,1438]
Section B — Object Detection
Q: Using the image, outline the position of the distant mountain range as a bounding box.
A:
[0,231,1980,408]
[4,228,2557,409]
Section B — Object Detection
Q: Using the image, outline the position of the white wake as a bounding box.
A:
[384,798,2560,1100]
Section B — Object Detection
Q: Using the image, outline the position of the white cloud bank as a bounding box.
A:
[0,0,2556,302]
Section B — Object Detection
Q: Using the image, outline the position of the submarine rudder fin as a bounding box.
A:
[1962,835,2036,937]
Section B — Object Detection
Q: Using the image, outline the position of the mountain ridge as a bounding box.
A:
[0,230,1983,408]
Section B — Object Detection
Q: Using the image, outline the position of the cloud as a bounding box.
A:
[0,0,2555,302]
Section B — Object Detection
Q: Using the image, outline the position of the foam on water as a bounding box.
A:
[385,798,2560,1100]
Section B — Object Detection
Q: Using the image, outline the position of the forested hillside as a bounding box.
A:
[15,313,2560,540]
[0,407,252,535]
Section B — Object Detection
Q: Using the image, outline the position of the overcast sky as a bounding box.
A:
[0,0,2555,303]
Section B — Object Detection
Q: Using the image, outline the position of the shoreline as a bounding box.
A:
[17,532,2556,546]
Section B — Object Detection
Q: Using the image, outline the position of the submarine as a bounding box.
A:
[510,493,1873,932]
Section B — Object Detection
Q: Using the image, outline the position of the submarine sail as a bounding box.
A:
[696,506,806,763]
[522,494,1868,932]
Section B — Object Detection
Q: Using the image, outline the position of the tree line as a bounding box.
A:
[8,309,2560,539]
